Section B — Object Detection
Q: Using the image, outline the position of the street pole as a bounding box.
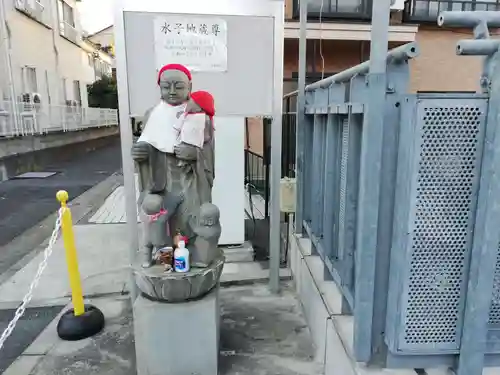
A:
[269,2,286,294]
[353,0,391,362]
[295,0,308,234]
[0,0,19,134]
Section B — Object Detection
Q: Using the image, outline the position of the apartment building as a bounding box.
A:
[86,25,114,54]
[245,0,499,156]
[0,0,112,108]
[282,0,498,93]
[81,39,113,83]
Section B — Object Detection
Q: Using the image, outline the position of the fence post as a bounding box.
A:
[56,190,105,341]
[353,0,391,362]
[295,0,308,234]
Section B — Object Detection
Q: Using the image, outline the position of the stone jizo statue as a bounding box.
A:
[139,192,181,267]
[191,203,221,268]
[131,63,221,270]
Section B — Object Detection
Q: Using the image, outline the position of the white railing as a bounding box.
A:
[60,21,79,44]
[0,101,118,138]
[14,0,51,27]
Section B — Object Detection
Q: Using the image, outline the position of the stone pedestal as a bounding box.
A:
[134,287,220,375]
[133,252,225,302]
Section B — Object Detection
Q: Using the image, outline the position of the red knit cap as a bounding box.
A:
[189,91,215,119]
[157,64,192,84]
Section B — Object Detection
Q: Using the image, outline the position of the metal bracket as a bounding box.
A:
[439,11,500,93]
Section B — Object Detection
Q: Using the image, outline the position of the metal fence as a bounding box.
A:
[0,101,118,137]
[282,94,297,178]
[292,11,500,375]
[244,117,272,217]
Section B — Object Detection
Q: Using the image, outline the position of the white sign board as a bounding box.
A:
[154,16,228,72]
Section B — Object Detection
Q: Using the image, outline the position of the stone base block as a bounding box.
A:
[134,288,220,375]
[222,241,254,263]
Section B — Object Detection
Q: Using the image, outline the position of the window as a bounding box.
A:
[58,0,78,43]
[14,0,50,25]
[59,0,74,26]
[73,80,81,105]
[405,0,500,21]
[21,66,38,93]
[309,0,365,13]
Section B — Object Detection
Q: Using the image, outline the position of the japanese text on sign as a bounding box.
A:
[154,17,228,72]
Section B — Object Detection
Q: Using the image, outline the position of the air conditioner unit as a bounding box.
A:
[21,92,42,104]
[19,93,42,112]
[390,0,405,11]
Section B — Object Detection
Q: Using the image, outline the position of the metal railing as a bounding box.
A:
[60,21,79,44]
[15,0,51,27]
[0,101,118,137]
[404,0,500,22]
[292,0,372,20]
[292,10,500,375]
[244,149,269,216]
[244,118,271,218]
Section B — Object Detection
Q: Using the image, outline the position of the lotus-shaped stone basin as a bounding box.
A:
[133,252,225,303]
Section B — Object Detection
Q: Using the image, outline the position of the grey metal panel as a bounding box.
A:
[337,116,349,257]
[303,114,314,225]
[490,254,500,326]
[385,95,418,353]
[387,95,488,353]
[123,11,274,116]
[328,83,346,105]
[311,114,326,236]
[372,61,410,365]
[322,114,342,261]
[341,113,362,293]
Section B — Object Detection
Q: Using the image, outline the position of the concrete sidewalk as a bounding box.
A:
[4,284,322,375]
[0,179,299,374]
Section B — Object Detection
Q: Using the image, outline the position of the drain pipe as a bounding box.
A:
[0,0,20,134]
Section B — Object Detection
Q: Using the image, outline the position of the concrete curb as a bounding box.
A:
[0,173,123,287]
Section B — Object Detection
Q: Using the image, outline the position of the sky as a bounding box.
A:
[78,0,114,34]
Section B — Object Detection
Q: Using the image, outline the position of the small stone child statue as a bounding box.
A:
[191,203,222,268]
[139,192,182,268]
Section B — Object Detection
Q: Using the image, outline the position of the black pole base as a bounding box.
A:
[57,304,105,341]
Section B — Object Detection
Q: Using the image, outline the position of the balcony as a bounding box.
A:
[292,0,372,21]
[14,0,51,27]
[59,21,79,44]
[403,0,500,23]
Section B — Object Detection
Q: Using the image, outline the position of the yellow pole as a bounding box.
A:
[56,190,85,317]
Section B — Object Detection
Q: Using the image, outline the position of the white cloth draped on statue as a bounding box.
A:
[139,102,207,152]
[176,114,207,149]
[138,102,186,153]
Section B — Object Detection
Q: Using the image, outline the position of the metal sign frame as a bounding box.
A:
[114,0,285,298]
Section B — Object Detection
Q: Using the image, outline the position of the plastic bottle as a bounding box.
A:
[174,240,190,272]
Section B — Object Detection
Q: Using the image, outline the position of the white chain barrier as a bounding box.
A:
[0,208,62,351]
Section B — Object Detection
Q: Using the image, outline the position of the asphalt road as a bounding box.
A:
[0,139,122,248]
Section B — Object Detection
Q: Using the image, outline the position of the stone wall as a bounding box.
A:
[0,126,119,181]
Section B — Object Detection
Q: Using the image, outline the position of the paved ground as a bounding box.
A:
[0,139,122,265]
[0,306,64,373]
[5,283,323,375]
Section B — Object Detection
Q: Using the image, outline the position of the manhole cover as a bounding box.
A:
[13,172,57,179]
[0,305,64,373]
